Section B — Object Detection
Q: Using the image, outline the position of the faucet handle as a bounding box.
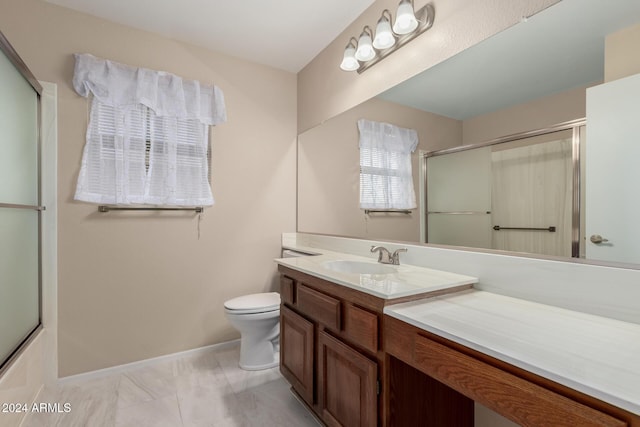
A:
[391,248,407,265]
[370,245,392,263]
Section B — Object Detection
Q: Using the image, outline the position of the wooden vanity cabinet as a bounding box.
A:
[278,264,474,426]
[385,315,639,427]
[279,264,640,427]
[279,266,382,427]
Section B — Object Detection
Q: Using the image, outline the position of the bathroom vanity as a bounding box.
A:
[275,244,640,427]
[385,295,638,427]
[279,266,381,426]
[276,251,477,426]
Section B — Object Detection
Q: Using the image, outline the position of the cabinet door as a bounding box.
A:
[280,305,314,404]
[318,330,377,427]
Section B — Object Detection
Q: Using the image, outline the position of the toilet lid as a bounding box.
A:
[224,292,281,314]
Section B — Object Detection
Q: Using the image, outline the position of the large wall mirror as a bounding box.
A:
[297,0,640,266]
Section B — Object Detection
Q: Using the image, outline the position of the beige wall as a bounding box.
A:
[462,84,591,144]
[298,97,460,242]
[605,23,640,82]
[297,0,560,133]
[0,0,297,376]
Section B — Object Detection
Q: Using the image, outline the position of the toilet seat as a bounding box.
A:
[224,292,280,315]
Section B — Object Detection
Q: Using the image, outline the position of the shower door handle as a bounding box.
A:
[590,234,609,244]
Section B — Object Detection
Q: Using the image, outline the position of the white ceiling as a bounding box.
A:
[378,0,640,120]
[44,0,375,72]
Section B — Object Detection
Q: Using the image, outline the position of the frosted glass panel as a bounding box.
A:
[427,147,491,212]
[0,208,39,363]
[491,137,572,257]
[428,214,492,248]
[0,48,38,205]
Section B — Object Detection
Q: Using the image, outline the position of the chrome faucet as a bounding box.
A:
[370,246,407,265]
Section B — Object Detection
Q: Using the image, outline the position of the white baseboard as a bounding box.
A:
[58,339,240,385]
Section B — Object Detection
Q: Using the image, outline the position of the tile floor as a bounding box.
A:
[21,344,320,427]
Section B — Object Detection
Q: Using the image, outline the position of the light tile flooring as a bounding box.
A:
[22,344,320,427]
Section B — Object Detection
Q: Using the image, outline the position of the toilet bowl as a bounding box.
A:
[224,292,281,370]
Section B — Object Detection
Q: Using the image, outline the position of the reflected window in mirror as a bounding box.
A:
[358,119,418,211]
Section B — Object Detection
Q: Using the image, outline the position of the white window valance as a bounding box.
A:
[72,53,226,125]
[358,119,418,210]
[72,54,226,207]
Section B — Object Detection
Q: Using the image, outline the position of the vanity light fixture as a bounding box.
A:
[340,1,435,74]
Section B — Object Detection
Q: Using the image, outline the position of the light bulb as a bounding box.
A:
[355,29,376,62]
[393,0,418,35]
[373,15,395,49]
[340,43,359,71]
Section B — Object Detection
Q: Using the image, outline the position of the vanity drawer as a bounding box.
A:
[280,276,295,305]
[344,304,378,353]
[413,334,627,427]
[297,284,342,330]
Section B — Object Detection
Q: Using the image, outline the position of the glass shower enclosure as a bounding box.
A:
[424,120,585,259]
[0,30,43,374]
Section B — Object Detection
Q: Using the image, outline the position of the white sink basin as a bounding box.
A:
[322,260,396,275]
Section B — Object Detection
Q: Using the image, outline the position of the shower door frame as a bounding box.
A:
[0,30,44,376]
[420,118,585,258]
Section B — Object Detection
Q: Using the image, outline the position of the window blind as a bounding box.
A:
[358,119,418,210]
[75,99,213,206]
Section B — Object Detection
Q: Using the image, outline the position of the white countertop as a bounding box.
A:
[384,290,640,415]
[275,249,478,300]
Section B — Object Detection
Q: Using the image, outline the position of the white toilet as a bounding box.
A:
[224,292,281,370]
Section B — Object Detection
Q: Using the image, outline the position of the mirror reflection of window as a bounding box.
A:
[358,119,418,211]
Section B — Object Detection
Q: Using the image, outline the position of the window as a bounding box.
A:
[358,119,418,210]
[76,99,212,205]
[72,53,226,206]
